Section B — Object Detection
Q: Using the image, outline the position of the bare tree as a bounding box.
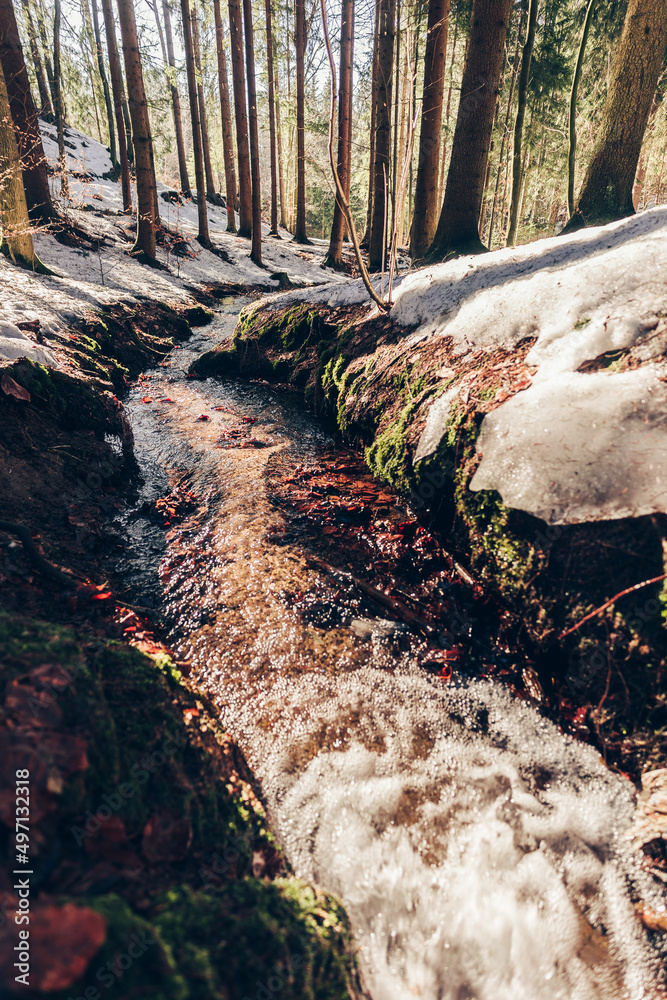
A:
[324,0,353,267]
[228,0,252,236]
[116,0,160,258]
[213,0,236,230]
[265,0,279,236]
[294,0,308,242]
[101,0,132,210]
[53,0,68,198]
[426,0,512,261]
[243,0,261,262]
[181,0,210,245]
[410,0,449,260]
[0,0,53,221]
[369,0,395,271]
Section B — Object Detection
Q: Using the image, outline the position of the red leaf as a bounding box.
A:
[1,373,30,402]
[141,396,153,403]
[92,591,113,600]
[196,414,210,421]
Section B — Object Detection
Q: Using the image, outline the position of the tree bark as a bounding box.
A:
[566,0,667,230]
[89,0,117,169]
[426,0,512,261]
[228,0,252,236]
[274,62,288,230]
[34,0,58,116]
[0,58,49,270]
[53,0,68,198]
[294,0,309,242]
[243,0,261,263]
[116,0,159,258]
[101,0,131,209]
[0,0,53,221]
[191,2,217,201]
[213,0,236,229]
[160,0,191,198]
[265,0,279,235]
[20,0,53,119]
[567,0,597,217]
[181,0,210,245]
[369,0,395,270]
[410,0,449,260]
[507,0,538,246]
[324,0,353,266]
[488,2,523,247]
[363,0,381,247]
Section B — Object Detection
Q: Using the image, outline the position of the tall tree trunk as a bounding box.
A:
[181,0,210,245]
[116,0,159,258]
[324,0,354,266]
[274,64,288,230]
[34,0,58,116]
[567,0,597,217]
[192,3,217,201]
[294,0,309,242]
[161,0,190,198]
[0,59,49,270]
[0,0,53,221]
[101,0,131,209]
[53,0,68,198]
[89,0,117,168]
[20,0,53,119]
[507,0,538,246]
[566,0,667,230]
[265,0,279,235]
[369,0,395,270]
[213,0,236,229]
[391,0,400,234]
[410,0,449,260]
[426,0,512,261]
[363,0,381,247]
[438,14,457,205]
[242,0,261,262]
[228,0,252,236]
[488,2,523,247]
[80,2,103,143]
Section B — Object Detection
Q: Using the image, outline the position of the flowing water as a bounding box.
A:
[113,296,667,1000]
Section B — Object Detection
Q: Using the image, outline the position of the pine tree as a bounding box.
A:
[265,0,279,236]
[294,0,309,242]
[213,0,237,230]
[324,0,353,267]
[100,0,132,210]
[369,0,395,270]
[181,0,210,245]
[228,0,252,237]
[243,0,261,262]
[160,0,192,198]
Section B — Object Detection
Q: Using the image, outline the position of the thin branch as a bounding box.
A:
[559,573,667,639]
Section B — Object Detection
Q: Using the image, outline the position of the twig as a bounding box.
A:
[559,573,667,639]
[319,0,389,312]
[0,521,80,587]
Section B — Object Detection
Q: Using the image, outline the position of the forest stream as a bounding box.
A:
[109,295,667,1000]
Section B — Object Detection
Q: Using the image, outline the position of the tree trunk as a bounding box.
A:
[159,0,191,198]
[507,0,538,246]
[427,0,512,261]
[369,0,395,270]
[324,0,354,267]
[213,0,236,229]
[438,14,457,205]
[34,0,58,116]
[391,0,400,235]
[53,0,68,199]
[191,3,217,201]
[116,0,159,258]
[20,0,53,119]
[566,0,667,230]
[228,0,252,236]
[363,0,380,247]
[89,0,117,169]
[181,0,210,245]
[567,0,597,217]
[101,0,131,209]
[265,0,279,235]
[488,2,523,247]
[294,0,309,242]
[0,0,53,221]
[0,59,48,270]
[243,0,261,262]
[410,0,449,260]
[274,63,288,230]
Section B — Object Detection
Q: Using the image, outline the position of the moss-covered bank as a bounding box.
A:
[0,614,363,998]
[190,299,667,774]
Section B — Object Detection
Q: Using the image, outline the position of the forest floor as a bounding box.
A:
[1,122,667,994]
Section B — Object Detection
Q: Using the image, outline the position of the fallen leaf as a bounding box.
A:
[1,373,30,402]
[141,396,153,403]
[196,413,210,421]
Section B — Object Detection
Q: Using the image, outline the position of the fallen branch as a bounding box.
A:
[559,573,667,639]
[320,0,389,312]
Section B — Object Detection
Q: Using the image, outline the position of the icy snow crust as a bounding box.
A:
[274,208,667,525]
